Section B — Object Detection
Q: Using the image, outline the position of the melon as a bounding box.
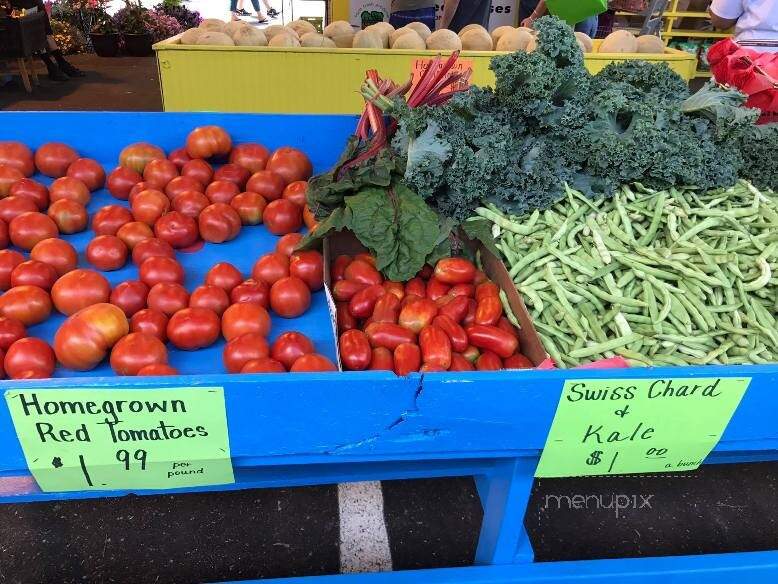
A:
[300,32,336,48]
[353,30,384,49]
[232,26,267,46]
[636,34,665,53]
[199,19,226,33]
[574,31,593,53]
[324,20,354,38]
[599,30,638,53]
[525,36,537,52]
[405,21,432,41]
[426,29,462,51]
[392,30,425,50]
[491,25,514,47]
[365,23,391,47]
[263,25,286,40]
[288,19,317,37]
[458,24,488,38]
[224,20,247,37]
[332,33,355,48]
[460,28,493,51]
[197,31,234,46]
[496,28,533,52]
[179,28,203,45]
[389,26,414,46]
[268,31,301,47]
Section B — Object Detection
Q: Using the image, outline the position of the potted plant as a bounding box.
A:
[89,11,119,57]
[114,0,152,56]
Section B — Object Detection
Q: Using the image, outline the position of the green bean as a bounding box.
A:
[570,334,643,359]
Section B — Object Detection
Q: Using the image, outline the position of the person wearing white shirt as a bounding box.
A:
[709,0,778,51]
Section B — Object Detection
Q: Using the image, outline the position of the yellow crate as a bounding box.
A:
[154,38,698,114]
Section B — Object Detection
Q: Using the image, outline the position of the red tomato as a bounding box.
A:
[434,257,476,285]
[426,277,450,301]
[355,253,377,267]
[393,343,421,376]
[475,281,500,301]
[263,199,302,235]
[10,260,57,290]
[229,143,270,173]
[172,190,210,219]
[474,296,502,326]
[400,293,422,309]
[364,322,416,351]
[246,170,285,201]
[110,280,149,317]
[369,347,393,371]
[398,297,438,334]
[165,175,204,199]
[449,283,474,297]
[371,291,401,323]
[137,363,179,376]
[303,205,318,232]
[276,233,303,257]
[432,314,468,353]
[92,205,134,236]
[132,189,170,225]
[213,163,250,189]
[167,307,220,350]
[419,325,452,369]
[34,142,79,177]
[230,279,269,307]
[189,284,230,315]
[251,252,289,286]
[270,331,314,369]
[30,238,77,276]
[230,192,267,225]
[331,255,352,282]
[462,299,478,327]
[185,126,232,159]
[66,158,105,191]
[461,345,480,363]
[147,282,189,316]
[223,332,270,373]
[181,159,213,185]
[336,301,357,332]
[9,212,58,250]
[0,218,7,249]
[132,237,175,266]
[449,353,475,371]
[51,269,111,315]
[106,166,143,200]
[266,147,313,184]
[349,283,385,319]
[241,357,285,373]
[205,262,243,292]
[0,249,25,290]
[139,256,184,287]
[282,181,308,207]
[221,302,271,341]
[503,353,532,369]
[47,197,89,234]
[205,180,240,204]
[438,295,469,323]
[344,260,382,286]
[198,203,241,243]
[54,303,129,370]
[476,351,502,371]
[119,142,165,174]
[289,250,323,291]
[0,195,38,224]
[154,211,199,249]
[465,324,518,359]
[130,308,168,342]
[382,281,405,301]
[168,147,191,168]
[497,316,520,341]
[332,279,367,302]
[86,235,128,271]
[0,285,51,325]
[417,264,433,278]
[8,178,48,210]
[270,276,311,318]
[49,176,90,206]
[128,181,153,203]
[0,316,26,350]
[290,353,337,372]
[339,329,371,371]
[5,337,55,379]
[116,221,154,250]
[0,141,34,176]
[143,158,178,191]
[110,332,168,376]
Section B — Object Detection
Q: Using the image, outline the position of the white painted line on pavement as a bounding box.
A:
[338,481,393,573]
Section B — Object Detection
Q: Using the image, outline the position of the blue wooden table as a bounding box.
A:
[1,112,777,583]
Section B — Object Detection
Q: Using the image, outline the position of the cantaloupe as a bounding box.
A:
[426,29,462,51]
[599,30,638,53]
[353,30,383,49]
[232,26,267,46]
[458,24,488,38]
[224,20,247,37]
[405,21,431,41]
[300,32,336,48]
[491,25,514,47]
[389,26,414,46]
[197,31,234,46]
[179,27,203,45]
[460,28,493,51]
[268,31,300,47]
[324,20,354,38]
[574,31,593,53]
[636,34,665,53]
[518,26,534,35]
[365,23,391,47]
[263,25,286,41]
[288,19,317,37]
[496,28,532,52]
[199,19,226,33]
[332,33,355,48]
[525,36,537,52]
[392,30,425,50]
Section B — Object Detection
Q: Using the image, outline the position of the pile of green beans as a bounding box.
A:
[473,180,778,368]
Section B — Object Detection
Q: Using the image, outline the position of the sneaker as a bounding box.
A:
[237,8,251,16]
[59,61,85,78]
[267,8,279,17]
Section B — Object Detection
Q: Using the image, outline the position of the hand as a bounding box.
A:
[520,16,535,28]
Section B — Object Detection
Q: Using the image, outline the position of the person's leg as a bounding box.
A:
[575,15,599,38]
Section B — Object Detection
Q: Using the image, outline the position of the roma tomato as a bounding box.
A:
[205,262,243,292]
[349,283,385,319]
[221,302,271,341]
[223,332,270,373]
[449,353,475,371]
[107,166,143,200]
[266,147,313,184]
[231,192,267,225]
[438,295,469,323]
[0,285,51,325]
[336,301,357,331]
[465,324,518,359]
[0,316,26,350]
[462,299,478,328]
[30,238,77,276]
[382,281,405,301]
[246,170,285,201]
[331,255,351,282]
[276,233,303,257]
[263,199,302,235]
[5,337,55,379]
[419,325,451,369]
[229,143,269,173]
[131,189,169,225]
[92,205,134,236]
[474,296,502,326]
[434,257,476,285]
[34,142,78,177]
[344,260,382,286]
[147,282,189,316]
[86,235,128,271]
[119,142,165,174]
[476,351,502,371]
[213,163,250,189]
[282,181,307,207]
[290,353,337,372]
[503,353,532,369]
[116,221,154,249]
[0,218,6,249]
[10,260,57,290]
[165,175,204,199]
[425,277,450,301]
[138,363,179,376]
[9,178,48,210]
[167,307,220,350]
[270,276,310,318]
[355,253,377,267]
[132,237,175,266]
[51,269,111,315]
[0,249,25,290]
[432,314,468,353]
[339,329,371,371]
[110,332,168,376]
[369,347,393,371]
[371,293,401,324]
[168,147,191,168]
[332,280,366,302]
[205,180,240,204]
[364,322,416,351]
[270,331,314,369]
[241,358,285,374]
[230,279,269,307]
[0,141,34,176]
[461,345,480,363]
[398,297,438,334]
[66,158,105,191]
[198,203,241,243]
[185,126,232,159]
[142,158,178,190]
[475,281,500,301]
[154,211,199,249]
[110,280,149,317]
[130,308,168,342]
[189,284,230,315]
[139,256,184,287]
[289,250,323,291]
[0,195,38,223]
[54,303,129,370]
[49,176,90,206]
[393,343,421,376]
[449,283,474,297]
[181,159,213,185]
[0,165,24,197]
[172,190,210,219]
[251,252,289,286]
[496,317,519,340]
[9,212,58,250]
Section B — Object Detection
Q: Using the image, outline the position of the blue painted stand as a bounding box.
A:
[1,113,777,583]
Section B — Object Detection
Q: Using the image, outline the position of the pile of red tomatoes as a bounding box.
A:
[0,126,335,379]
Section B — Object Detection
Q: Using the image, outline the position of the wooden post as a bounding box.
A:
[27,58,39,86]
[16,58,31,93]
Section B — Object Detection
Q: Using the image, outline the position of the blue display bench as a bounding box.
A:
[1,112,777,583]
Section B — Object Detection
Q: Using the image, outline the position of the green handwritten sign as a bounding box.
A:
[4,387,234,492]
[535,377,751,478]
